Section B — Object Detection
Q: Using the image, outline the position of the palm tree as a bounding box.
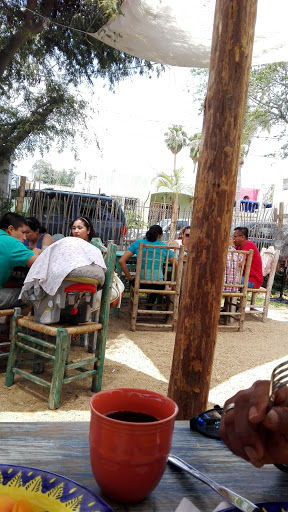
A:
[164,125,188,173]
[152,167,192,243]
[188,133,202,172]
[161,126,189,242]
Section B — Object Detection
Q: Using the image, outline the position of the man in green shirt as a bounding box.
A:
[0,212,40,308]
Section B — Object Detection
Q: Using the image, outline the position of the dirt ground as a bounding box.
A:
[0,302,287,421]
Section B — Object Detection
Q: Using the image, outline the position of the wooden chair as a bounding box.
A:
[245,249,280,322]
[5,243,116,409]
[129,243,184,331]
[220,249,253,331]
[0,309,14,362]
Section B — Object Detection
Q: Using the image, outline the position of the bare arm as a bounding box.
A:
[42,233,53,248]
[26,254,38,268]
[119,250,134,281]
[169,255,178,269]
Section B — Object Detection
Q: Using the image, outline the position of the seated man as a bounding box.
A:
[0,212,40,309]
[233,226,263,288]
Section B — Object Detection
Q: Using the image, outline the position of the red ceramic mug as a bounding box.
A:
[89,388,178,503]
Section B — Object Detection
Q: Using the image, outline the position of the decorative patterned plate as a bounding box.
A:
[0,464,113,512]
[222,503,288,512]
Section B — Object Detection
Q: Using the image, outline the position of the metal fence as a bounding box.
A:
[10,189,126,244]
[2,188,288,250]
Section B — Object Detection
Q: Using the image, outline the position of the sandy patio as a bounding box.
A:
[0,303,287,422]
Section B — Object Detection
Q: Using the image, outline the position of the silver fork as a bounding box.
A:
[269,360,288,405]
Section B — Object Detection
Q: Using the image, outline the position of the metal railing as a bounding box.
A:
[2,189,288,250]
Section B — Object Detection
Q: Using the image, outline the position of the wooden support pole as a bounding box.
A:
[16,176,26,213]
[168,0,258,418]
[278,202,284,238]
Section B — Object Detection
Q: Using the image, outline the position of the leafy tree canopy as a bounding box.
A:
[0,0,160,167]
[31,158,78,187]
[190,62,288,158]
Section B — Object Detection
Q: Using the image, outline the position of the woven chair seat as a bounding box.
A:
[18,316,102,336]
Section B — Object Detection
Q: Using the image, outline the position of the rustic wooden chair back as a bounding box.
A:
[0,309,14,361]
[245,249,280,322]
[220,248,253,331]
[5,243,116,409]
[129,243,184,331]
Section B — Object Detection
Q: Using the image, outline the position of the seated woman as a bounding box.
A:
[119,225,177,307]
[171,225,190,253]
[70,216,96,243]
[20,235,107,324]
[24,217,53,250]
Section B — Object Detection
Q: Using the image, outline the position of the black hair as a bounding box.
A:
[26,216,46,234]
[234,226,248,239]
[0,212,28,231]
[70,216,96,242]
[145,224,163,242]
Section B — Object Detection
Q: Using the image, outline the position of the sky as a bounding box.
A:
[13,65,287,204]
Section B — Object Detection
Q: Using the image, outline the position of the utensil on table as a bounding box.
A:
[168,454,261,512]
[269,360,288,406]
[269,360,288,474]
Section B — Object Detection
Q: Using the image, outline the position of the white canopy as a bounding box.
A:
[90,0,288,67]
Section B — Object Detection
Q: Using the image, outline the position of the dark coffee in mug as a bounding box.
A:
[105,410,159,422]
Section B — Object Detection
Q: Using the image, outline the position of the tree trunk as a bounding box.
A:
[0,161,12,198]
[169,196,178,244]
[168,0,258,419]
[16,176,27,213]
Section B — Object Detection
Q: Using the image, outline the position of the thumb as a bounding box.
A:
[264,406,288,433]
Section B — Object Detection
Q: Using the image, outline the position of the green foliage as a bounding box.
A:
[164,125,188,156]
[31,159,78,187]
[0,0,161,167]
[152,167,193,197]
[0,194,13,218]
[188,133,201,171]
[249,63,288,158]
[57,169,78,187]
[190,63,288,159]
[263,184,275,204]
[125,206,146,230]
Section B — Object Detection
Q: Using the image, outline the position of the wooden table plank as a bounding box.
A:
[0,421,288,511]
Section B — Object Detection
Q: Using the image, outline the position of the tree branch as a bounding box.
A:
[0,0,54,78]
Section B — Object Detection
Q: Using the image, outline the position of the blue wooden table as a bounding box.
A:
[1,421,288,511]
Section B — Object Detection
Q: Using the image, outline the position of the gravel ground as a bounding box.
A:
[0,304,287,421]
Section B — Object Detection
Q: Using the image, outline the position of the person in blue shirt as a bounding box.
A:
[119,225,177,307]
[24,216,53,250]
[0,212,40,309]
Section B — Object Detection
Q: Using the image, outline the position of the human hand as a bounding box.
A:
[219,380,288,467]
[32,248,42,256]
